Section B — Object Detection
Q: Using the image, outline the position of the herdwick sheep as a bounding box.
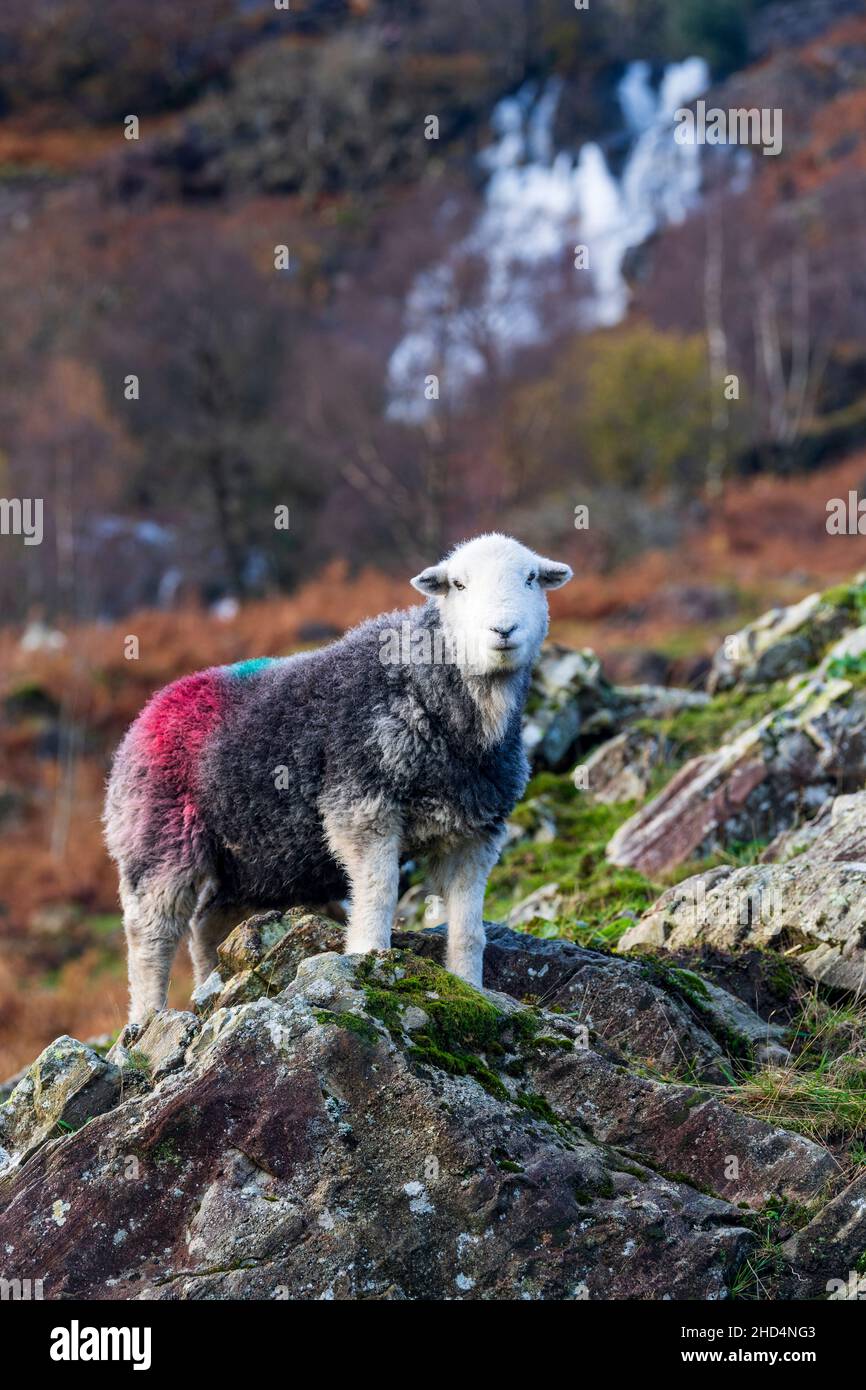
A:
[104,533,573,1022]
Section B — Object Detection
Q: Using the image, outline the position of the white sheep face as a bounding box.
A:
[411,533,573,675]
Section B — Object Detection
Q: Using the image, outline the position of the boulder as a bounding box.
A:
[582,728,663,804]
[0,946,764,1300]
[523,643,707,772]
[707,579,865,693]
[0,1037,121,1170]
[618,862,866,994]
[0,919,851,1300]
[522,645,620,769]
[607,631,866,877]
[399,922,738,1079]
[780,1173,866,1299]
[761,789,866,864]
[532,1047,835,1207]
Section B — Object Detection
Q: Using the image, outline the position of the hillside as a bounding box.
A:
[1,0,865,620]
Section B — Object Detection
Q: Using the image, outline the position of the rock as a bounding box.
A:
[779,1173,866,1298]
[692,978,790,1053]
[617,686,710,721]
[0,947,763,1299]
[531,1047,836,1207]
[505,883,564,930]
[216,909,295,975]
[522,643,707,772]
[618,860,866,995]
[0,1037,121,1169]
[607,635,866,877]
[214,909,343,1009]
[191,970,224,1013]
[583,728,663,804]
[522,645,619,769]
[397,923,756,1081]
[707,579,865,693]
[0,1064,30,1106]
[0,925,850,1300]
[761,789,866,864]
[127,1011,200,1081]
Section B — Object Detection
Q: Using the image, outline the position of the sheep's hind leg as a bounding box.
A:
[120,874,196,1025]
[431,833,504,988]
[187,886,245,988]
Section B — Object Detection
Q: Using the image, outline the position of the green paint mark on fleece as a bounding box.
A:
[225,657,277,680]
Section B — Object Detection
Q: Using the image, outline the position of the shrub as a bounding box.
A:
[582,324,713,495]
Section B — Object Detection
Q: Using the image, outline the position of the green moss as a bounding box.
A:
[766,955,799,1001]
[152,1138,183,1166]
[825,650,866,685]
[611,1161,650,1182]
[410,1039,509,1099]
[313,1009,381,1046]
[634,680,792,764]
[356,950,543,1106]
[492,1147,525,1174]
[820,579,866,618]
[532,1034,574,1052]
[821,583,856,610]
[515,1090,560,1126]
[668,966,710,1000]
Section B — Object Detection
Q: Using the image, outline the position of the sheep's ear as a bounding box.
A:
[410,563,449,596]
[537,557,574,589]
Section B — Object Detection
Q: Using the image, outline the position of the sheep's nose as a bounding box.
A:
[491,623,517,639]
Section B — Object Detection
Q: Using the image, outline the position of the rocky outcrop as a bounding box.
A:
[617,790,866,994]
[523,644,706,771]
[761,788,866,864]
[582,728,663,804]
[707,580,865,694]
[0,1037,121,1169]
[607,628,866,877]
[779,1172,866,1298]
[0,914,845,1301]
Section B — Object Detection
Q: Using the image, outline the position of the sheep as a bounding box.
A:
[104,533,573,1022]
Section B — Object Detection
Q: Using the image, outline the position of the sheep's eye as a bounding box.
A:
[526,573,537,587]
[452,580,465,591]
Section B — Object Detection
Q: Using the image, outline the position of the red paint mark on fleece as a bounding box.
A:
[137,670,225,854]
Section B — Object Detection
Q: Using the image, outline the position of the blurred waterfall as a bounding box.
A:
[386,57,716,421]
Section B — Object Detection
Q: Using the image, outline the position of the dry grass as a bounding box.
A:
[720,992,866,1151]
[0,949,194,1080]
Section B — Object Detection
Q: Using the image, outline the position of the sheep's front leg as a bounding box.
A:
[434,832,504,988]
[325,814,401,954]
